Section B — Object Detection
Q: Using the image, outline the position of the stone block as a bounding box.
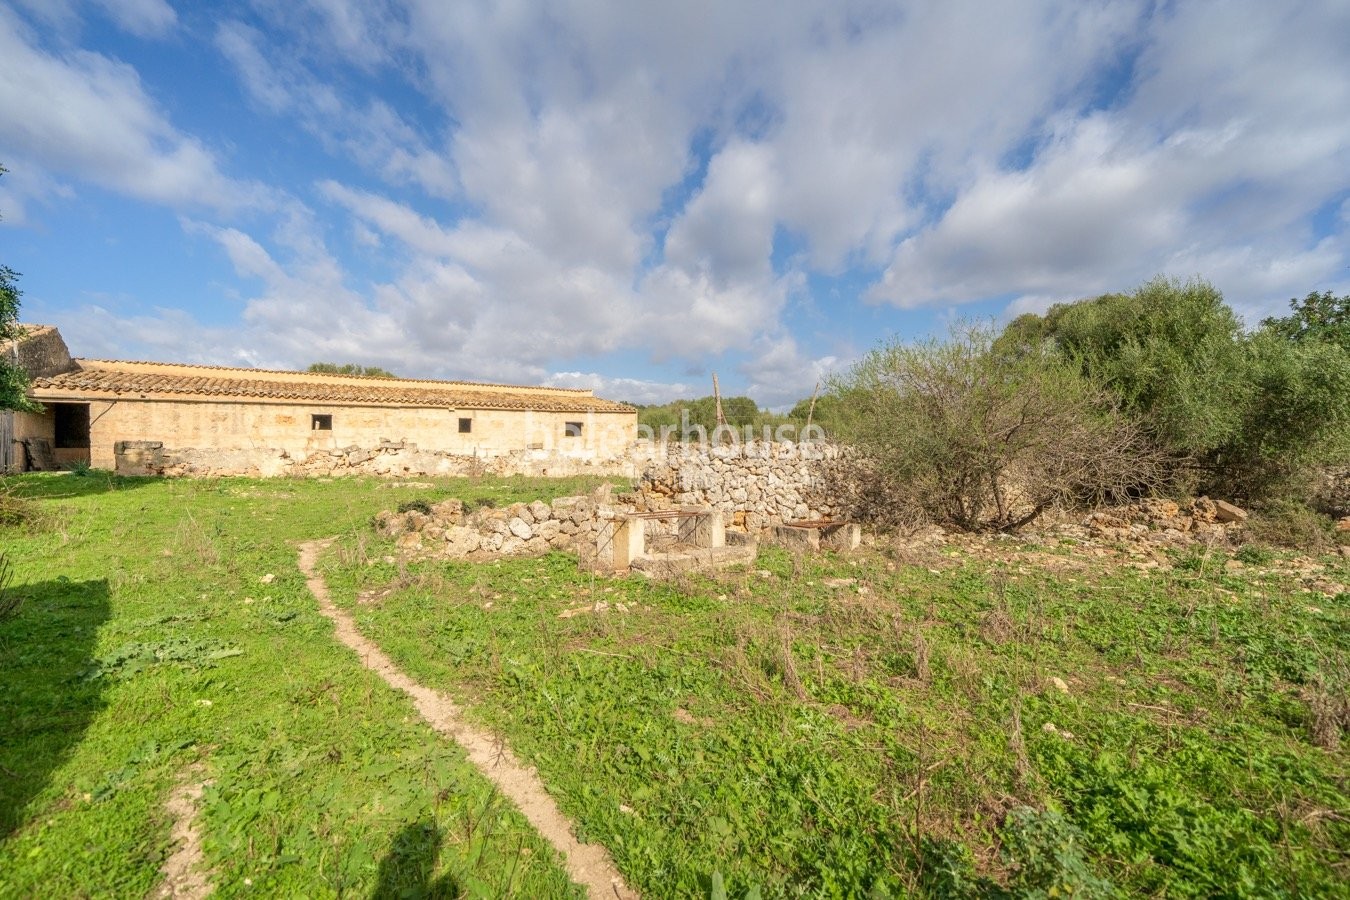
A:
[678,508,725,548]
[820,523,861,551]
[769,525,820,551]
[114,440,165,476]
[612,516,646,569]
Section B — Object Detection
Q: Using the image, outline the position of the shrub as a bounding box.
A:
[1002,277,1350,502]
[827,322,1162,531]
[396,499,433,516]
[1000,807,1115,898]
[1001,277,1247,471]
[1244,500,1336,552]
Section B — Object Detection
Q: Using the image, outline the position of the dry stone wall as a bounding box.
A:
[637,440,839,531]
[117,440,660,479]
[375,484,639,566]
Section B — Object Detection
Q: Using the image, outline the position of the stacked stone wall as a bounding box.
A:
[637,440,839,531]
[117,440,662,479]
[375,485,647,566]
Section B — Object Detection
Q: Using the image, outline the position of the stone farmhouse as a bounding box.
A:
[2,326,637,476]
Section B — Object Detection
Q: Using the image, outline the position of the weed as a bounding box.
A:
[1302,672,1349,752]
[0,551,19,620]
[912,629,932,683]
[1247,499,1335,551]
[776,620,808,701]
[1000,806,1115,898]
[82,637,244,680]
[397,499,434,515]
[66,459,93,477]
[1233,543,1275,565]
[0,484,41,529]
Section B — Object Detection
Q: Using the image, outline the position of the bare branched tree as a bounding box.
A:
[827,322,1168,531]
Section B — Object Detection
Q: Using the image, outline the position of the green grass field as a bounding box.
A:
[2,472,1347,898]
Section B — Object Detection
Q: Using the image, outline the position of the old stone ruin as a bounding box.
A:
[373,441,861,575]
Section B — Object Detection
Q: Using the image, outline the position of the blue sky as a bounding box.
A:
[1,0,1347,408]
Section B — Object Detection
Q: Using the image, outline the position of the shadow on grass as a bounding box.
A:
[1,471,158,501]
[0,576,110,839]
[370,820,460,899]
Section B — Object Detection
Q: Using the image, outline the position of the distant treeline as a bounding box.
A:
[624,394,834,440]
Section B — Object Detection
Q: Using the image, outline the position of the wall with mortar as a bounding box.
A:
[85,398,635,470]
[637,440,839,531]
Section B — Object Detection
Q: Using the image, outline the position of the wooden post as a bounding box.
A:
[712,372,730,443]
[804,381,820,433]
[712,373,727,428]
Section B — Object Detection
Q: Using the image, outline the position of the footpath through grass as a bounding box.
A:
[0,472,615,898]
[2,472,1347,898]
[322,520,1350,897]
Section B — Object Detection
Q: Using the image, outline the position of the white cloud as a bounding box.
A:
[91,0,177,39]
[872,0,1350,317]
[0,8,261,212]
[215,19,458,199]
[544,372,692,406]
[13,0,1350,405]
[739,333,844,411]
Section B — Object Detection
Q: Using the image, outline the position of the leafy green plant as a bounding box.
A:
[1000,806,1115,898]
[81,637,243,680]
[1232,543,1273,566]
[66,459,93,477]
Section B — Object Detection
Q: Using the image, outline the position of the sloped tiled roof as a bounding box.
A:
[29,359,635,414]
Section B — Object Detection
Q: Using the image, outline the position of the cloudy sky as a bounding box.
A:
[1,1,1347,407]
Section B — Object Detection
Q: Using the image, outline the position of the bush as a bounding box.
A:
[827,323,1162,531]
[1002,277,1350,502]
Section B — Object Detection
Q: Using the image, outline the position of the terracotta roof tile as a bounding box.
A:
[30,361,635,414]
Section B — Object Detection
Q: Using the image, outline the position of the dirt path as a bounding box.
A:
[154,765,212,899]
[297,540,636,900]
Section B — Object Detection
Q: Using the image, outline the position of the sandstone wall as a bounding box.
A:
[4,326,74,379]
[86,398,636,469]
[637,440,839,531]
[117,439,661,479]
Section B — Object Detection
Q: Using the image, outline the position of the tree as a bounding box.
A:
[1001,277,1350,500]
[306,362,398,378]
[1261,290,1350,351]
[1,164,39,413]
[828,322,1159,531]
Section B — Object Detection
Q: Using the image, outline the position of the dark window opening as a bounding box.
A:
[564,421,583,437]
[458,417,472,434]
[53,402,91,449]
[311,414,333,431]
